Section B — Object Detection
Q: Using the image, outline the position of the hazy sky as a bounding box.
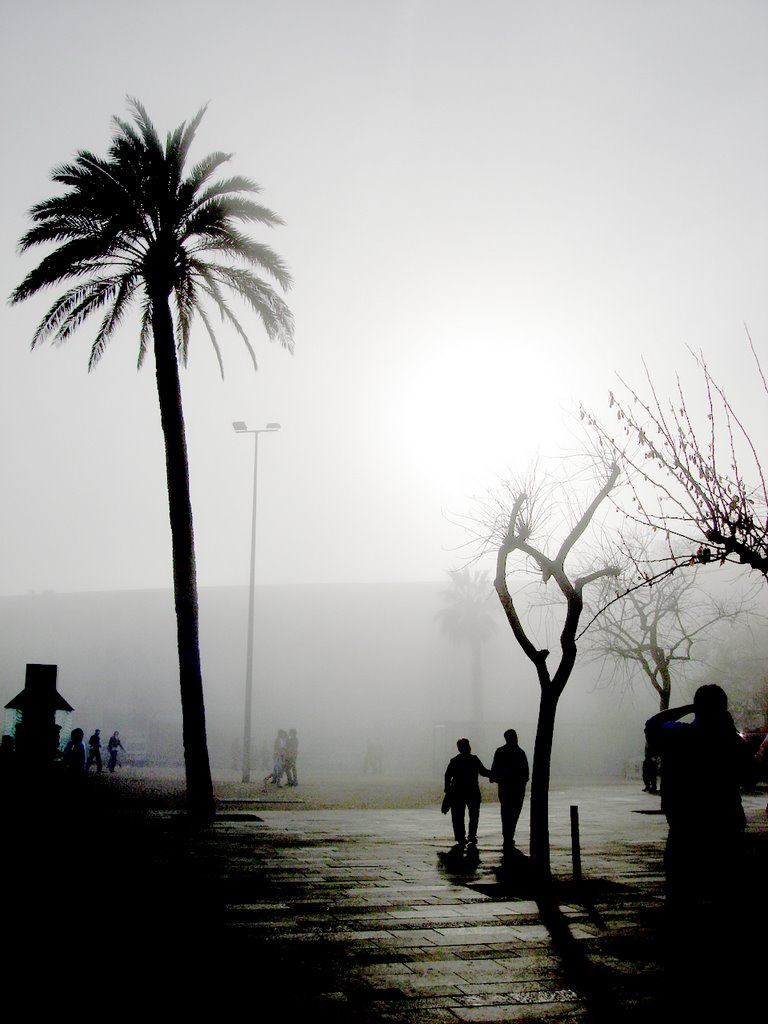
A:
[2,0,767,595]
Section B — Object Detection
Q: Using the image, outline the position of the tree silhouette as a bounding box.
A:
[481,464,620,884]
[436,568,497,722]
[10,99,294,820]
[581,342,768,580]
[584,538,747,712]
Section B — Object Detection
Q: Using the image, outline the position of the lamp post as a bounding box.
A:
[233,420,281,783]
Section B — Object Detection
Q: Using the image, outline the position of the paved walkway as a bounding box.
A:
[5,781,765,1019]
[172,783,767,1019]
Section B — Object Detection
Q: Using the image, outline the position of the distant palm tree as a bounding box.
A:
[10,99,294,820]
[436,569,497,722]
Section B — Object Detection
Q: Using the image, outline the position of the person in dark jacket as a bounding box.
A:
[86,729,102,773]
[444,738,492,846]
[645,683,750,906]
[491,729,529,851]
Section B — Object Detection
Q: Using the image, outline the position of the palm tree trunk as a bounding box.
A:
[152,295,215,822]
[470,638,483,723]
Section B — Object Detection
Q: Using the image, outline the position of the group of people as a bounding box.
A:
[447,685,754,913]
[443,729,529,851]
[62,728,125,774]
[265,728,299,787]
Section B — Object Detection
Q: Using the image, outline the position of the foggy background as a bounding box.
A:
[2,577,762,782]
[2,2,768,781]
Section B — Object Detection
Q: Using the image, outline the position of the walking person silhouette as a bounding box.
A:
[490,729,529,852]
[443,738,491,846]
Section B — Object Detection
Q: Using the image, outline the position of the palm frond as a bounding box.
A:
[123,97,163,159]
[137,298,153,370]
[203,263,294,350]
[193,225,292,290]
[30,277,122,347]
[194,301,226,378]
[12,237,122,302]
[194,263,257,369]
[177,105,207,166]
[88,276,139,370]
[184,152,233,196]
[192,176,266,207]
[173,274,198,366]
[199,194,285,228]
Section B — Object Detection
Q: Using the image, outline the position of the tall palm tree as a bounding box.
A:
[10,99,294,820]
[436,569,497,722]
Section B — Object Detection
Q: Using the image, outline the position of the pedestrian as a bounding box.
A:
[645,684,751,908]
[490,729,529,852]
[284,728,299,786]
[62,728,87,773]
[86,729,103,773]
[443,738,492,846]
[107,731,124,773]
[641,739,659,793]
[265,729,287,786]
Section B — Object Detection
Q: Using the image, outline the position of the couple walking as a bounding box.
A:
[443,731,528,850]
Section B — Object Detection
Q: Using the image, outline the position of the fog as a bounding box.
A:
[2,2,768,785]
[1,581,675,781]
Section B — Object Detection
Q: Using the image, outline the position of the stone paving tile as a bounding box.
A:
[129,783,768,1020]
[406,958,508,977]
[432,925,531,945]
[452,1004,587,1022]
[377,929,443,947]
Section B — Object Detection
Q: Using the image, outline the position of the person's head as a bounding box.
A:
[113,731,119,738]
[72,728,84,743]
[456,738,471,754]
[693,684,729,721]
[94,729,100,736]
[504,729,518,746]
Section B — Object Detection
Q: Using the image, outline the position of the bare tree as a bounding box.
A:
[583,541,748,712]
[436,569,497,723]
[581,341,768,580]
[478,463,620,884]
[693,628,768,732]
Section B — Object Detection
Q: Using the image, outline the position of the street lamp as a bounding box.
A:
[233,420,281,783]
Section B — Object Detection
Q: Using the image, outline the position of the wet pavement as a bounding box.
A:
[5,780,765,1019]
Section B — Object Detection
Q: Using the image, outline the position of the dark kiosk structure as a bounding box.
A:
[4,664,73,768]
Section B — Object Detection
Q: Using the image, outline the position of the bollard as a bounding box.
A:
[570,804,582,884]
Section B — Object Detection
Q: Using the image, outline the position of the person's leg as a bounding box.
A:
[502,788,525,849]
[451,801,466,844]
[467,799,480,843]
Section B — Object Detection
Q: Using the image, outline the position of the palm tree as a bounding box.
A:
[436,569,497,722]
[10,99,294,820]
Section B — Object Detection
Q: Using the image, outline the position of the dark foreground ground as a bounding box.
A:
[2,770,765,1021]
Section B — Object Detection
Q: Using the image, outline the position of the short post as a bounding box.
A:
[570,804,582,884]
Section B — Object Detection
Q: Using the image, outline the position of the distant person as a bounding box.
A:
[443,738,492,846]
[62,728,87,773]
[86,729,103,773]
[107,731,124,773]
[641,739,659,793]
[265,729,287,786]
[490,729,529,852]
[285,728,299,787]
[756,733,768,812]
[645,684,751,906]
